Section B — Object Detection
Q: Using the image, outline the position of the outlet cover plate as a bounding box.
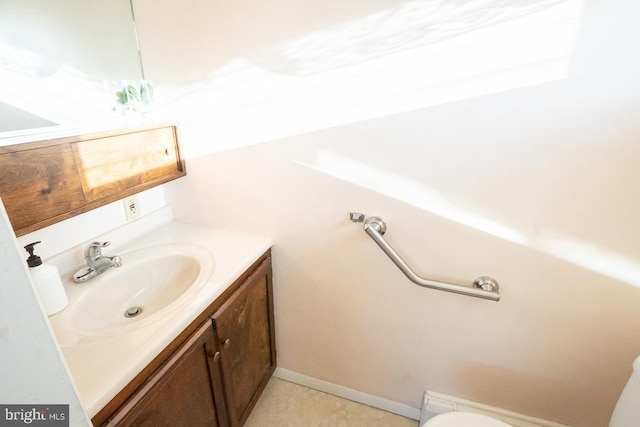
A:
[124,195,141,221]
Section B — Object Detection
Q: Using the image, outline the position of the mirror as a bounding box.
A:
[0,0,144,138]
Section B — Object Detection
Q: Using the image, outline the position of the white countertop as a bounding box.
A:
[48,221,272,417]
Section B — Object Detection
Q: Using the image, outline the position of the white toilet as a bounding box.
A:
[424,356,640,427]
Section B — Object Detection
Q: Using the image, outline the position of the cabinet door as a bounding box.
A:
[72,126,184,202]
[0,143,86,232]
[105,321,228,427]
[213,257,276,427]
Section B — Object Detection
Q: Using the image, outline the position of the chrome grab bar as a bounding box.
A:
[350,213,501,302]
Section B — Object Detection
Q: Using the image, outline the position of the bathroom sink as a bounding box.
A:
[61,243,214,342]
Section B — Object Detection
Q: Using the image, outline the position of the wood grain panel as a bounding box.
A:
[73,127,182,202]
[0,143,85,232]
[0,124,185,236]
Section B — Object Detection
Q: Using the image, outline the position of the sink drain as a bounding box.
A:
[124,306,143,318]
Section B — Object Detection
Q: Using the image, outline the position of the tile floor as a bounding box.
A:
[244,377,419,427]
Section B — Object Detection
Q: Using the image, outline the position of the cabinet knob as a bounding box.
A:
[212,351,221,362]
[223,339,231,348]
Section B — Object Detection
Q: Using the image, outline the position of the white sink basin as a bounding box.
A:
[55,243,214,344]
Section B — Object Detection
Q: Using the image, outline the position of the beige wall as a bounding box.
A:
[134,0,640,425]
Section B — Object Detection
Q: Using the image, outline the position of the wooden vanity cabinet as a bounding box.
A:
[96,252,275,427]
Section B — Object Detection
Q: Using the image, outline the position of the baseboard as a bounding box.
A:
[420,390,571,427]
[273,368,421,420]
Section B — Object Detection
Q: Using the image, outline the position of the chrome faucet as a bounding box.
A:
[73,241,122,283]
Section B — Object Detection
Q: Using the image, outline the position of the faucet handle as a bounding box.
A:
[85,241,111,258]
[90,241,110,248]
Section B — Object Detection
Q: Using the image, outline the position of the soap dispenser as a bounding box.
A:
[24,241,68,316]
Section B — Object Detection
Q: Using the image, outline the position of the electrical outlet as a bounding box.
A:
[123,195,141,221]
